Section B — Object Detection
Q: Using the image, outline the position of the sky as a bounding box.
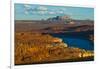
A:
[15,3,94,20]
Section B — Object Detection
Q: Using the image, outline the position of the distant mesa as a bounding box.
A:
[47,15,72,23]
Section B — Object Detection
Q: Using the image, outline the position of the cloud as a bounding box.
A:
[24,10,29,15]
[23,6,64,15]
[48,10,64,15]
[48,11,56,14]
[24,4,31,9]
[58,11,64,14]
[24,5,31,8]
[35,6,48,14]
[37,6,48,11]
[38,11,47,14]
[24,5,48,14]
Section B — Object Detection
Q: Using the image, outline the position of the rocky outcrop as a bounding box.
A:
[78,51,94,58]
[51,37,63,43]
[15,32,94,65]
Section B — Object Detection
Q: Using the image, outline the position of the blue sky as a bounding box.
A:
[15,3,94,20]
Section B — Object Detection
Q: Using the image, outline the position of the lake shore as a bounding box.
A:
[15,32,94,65]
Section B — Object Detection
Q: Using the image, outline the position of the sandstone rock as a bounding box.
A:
[52,38,62,43]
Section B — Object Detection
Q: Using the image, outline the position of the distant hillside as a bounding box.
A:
[15,15,94,33]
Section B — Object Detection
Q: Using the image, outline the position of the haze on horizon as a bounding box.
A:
[15,3,94,20]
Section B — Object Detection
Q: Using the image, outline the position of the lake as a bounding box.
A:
[51,31,94,50]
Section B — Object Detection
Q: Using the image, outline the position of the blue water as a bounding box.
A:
[51,33,94,50]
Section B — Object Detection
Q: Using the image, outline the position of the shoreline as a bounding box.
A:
[15,32,94,65]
